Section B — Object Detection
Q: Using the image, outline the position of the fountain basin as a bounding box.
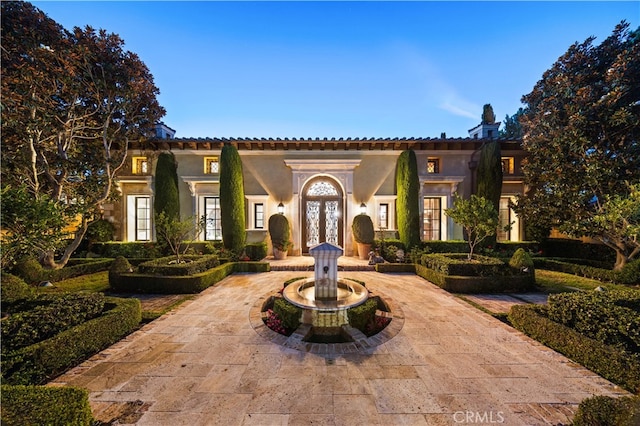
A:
[282,277,368,311]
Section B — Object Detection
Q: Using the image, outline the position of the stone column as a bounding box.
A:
[309,242,343,301]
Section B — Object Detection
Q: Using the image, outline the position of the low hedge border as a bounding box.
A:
[508,304,640,394]
[138,255,220,276]
[375,263,416,273]
[1,297,141,385]
[110,261,270,294]
[0,385,93,426]
[415,264,535,293]
[573,395,640,426]
[533,258,640,285]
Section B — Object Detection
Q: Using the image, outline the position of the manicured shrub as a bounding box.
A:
[352,214,375,244]
[618,259,640,285]
[220,144,246,254]
[476,139,503,246]
[395,150,421,250]
[547,289,640,354]
[540,238,616,263]
[0,273,34,312]
[573,395,640,426]
[154,151,180,221]
[508,304,640,393]
[420,253,507,276]
[138,255,220,276]
[419,240,469,254]
[1,385,93,426]
[12,256,44,285]
[2,293,106,352]
[2,297,141,385]
[245,242,268,261]
[375,263,416,273]
[109,255,133,285]
[347,298,379,332]
[44,258,114,282]
[92,241,160,258]
[273,298,301,331]
[268,214,292,252]
[509,248,534,272]
[84,218,115,246]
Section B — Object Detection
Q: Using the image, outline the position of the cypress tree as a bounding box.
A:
[154,152,180,220]
[395,150,421,250]
[476,140,503,245]
[220,143,246,254]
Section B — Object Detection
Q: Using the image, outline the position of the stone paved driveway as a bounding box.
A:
[51,271,628,425]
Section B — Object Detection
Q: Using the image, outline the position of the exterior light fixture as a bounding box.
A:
[360,202,367,215]
[278,202,285,214]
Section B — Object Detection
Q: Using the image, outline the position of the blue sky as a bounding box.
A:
[33,1,639,139]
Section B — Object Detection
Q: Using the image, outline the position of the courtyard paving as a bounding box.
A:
[51,265,628,425]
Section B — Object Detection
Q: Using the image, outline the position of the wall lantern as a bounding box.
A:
[278,202,285,215]
[360,202,367,215]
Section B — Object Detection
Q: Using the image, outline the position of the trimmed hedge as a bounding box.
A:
[420,253,508,276]
[1,385,93,426]
[416,264,535,293]
[573,395,640,426]
[245,242,268,261]
[508,304,640,393]
[138,255,220,276]
[0,273,34,312]
[91,241,160,258]
[273,298,301,331]
[347,298,379,332]
[540,238,616,262]
[547,289,640,354]
[375,263,416,273]
[534,258,640,284]
[2,293,106,352]
[1,297,141,385]
[110,261,270,294]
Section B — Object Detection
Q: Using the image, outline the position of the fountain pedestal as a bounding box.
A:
[309,242,342,301]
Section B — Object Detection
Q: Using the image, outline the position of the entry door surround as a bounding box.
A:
[284,159,360,256]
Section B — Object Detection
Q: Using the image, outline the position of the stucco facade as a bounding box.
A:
[110,128,526,257]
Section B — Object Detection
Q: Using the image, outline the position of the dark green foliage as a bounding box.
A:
[92,241,160,258]
[220,144,246,254]
[43,258,113,283]
[2,297,141,385]
[416,262,535,293]
[245,242,268,261]
[533,258,640,284]
[13,256,44,284]
[268,214,292,251]
[1,385,93,426]
[481,103,496,123]
[154,152,180,221]
[375,263,416,273]
[138,255,220,276]
[547,289,640,354]
[352,214,375,244]
[395,150,421,250]
[84,218,115,245]
[109,255,133,285]
[498,107,524,139]
[508,304,640,393]
[0,273,35,312]
[476,140,503,226]
[573,395,640,426]
[509,248,534,272]
[419,240,470,254]
[421,253,507,276]
[540,239,615,262]
[618,259,640,285]
[347,298,379,331]
[2,293,106,353]
[273,298,301,331]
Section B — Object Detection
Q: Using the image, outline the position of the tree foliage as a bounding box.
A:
[482,104,496,124]
[1,2,165,268]
[154,213,205,264]
[476,140,503,246]
[154,152,180,221]
[499,107,525,139]
[517,21,640,269]
[219,144,246,254]
[395,150,421,250]
[445,194,499,260]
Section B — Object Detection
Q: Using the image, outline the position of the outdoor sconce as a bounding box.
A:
[360,202,367,215]
[277,202,285,214]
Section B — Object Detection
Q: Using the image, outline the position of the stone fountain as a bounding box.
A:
[282,242,368,328]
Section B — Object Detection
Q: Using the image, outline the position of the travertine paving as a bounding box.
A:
[51,270,628,425]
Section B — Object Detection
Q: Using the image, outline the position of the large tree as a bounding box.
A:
[499,108,525,139]
[517,21,640,269]
[395,150,421,250]
[1,2,165,268]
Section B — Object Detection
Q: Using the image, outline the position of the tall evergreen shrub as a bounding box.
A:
[220,144,246,254]
[395,150,421,250]
[476,140,503,245]
[154,152,180,220]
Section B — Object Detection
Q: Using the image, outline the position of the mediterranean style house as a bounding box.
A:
[104,121,526,257]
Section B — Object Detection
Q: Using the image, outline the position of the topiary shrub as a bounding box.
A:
[1,385,93,426]
[0,273,35,313]
[395,150,421,250]
[84,219,115,246]
[154,151,180,221]
[352,214,374,244]
[137,255,219,276]
[12,256,44,285]
[268,214,292,252]
[109,256,133,286]
[617,259,640,285]
[245,242,268,261]
[273,298,301,332]
[347,298,379,332]
[509,248,535,273]
[220,144,246,254]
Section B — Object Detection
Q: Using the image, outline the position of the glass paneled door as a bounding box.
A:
[302,178,343,253]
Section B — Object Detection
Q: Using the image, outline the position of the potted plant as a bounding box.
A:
[352,214,375,260]
[268,213,292,260]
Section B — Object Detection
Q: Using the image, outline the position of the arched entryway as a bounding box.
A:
[301,177,344,253]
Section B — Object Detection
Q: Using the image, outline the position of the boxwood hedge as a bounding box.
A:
[1,297,141,385]
[1,385,93,426]
[508,304,640,393]
[138,255,220,276]
[572,395,640,426]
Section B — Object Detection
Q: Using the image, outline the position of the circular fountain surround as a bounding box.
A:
[282,277,368,311]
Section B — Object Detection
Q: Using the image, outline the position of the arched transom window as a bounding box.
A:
[306,180,339,197]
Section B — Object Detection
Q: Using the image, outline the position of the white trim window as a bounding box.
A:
[126,195,152,241]
[423,197,442,240]
[203,196,222,241]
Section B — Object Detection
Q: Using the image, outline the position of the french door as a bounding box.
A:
[302,179,343,253]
